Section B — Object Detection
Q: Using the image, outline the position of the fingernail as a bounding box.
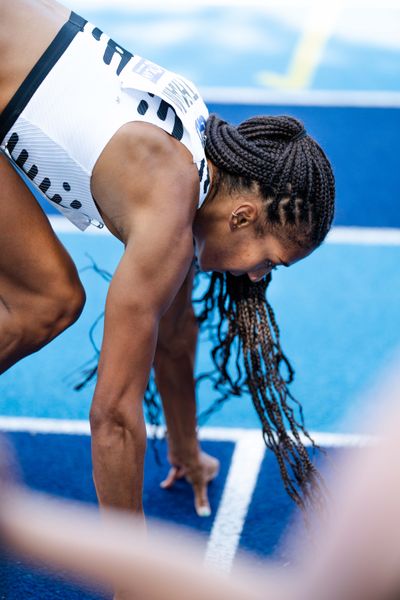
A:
[197,506,211,517]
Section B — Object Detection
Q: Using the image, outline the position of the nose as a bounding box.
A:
[247,269,268,283]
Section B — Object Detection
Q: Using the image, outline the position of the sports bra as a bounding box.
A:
[0,12,211,232]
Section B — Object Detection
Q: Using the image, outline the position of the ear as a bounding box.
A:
[229,202,260,231]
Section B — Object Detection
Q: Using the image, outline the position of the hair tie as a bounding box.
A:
[292,128,307,142]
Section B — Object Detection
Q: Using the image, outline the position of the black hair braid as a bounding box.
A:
[205,113,335,247]
[194,271,326,512]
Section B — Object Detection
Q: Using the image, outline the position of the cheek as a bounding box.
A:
[227,240,261,269]
[199,233,263,272]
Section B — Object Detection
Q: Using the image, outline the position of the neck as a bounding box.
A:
[192,166,232,246]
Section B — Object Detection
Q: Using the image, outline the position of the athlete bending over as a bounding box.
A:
[0,0,335,529]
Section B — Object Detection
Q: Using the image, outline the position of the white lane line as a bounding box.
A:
[48,217,400,247]
[0,417,91,435]
[305,431,377,447]
[0,417,375,446]
[200,428,376,446]
[201,88,400,108]
[326,226,400,246]
[204,431,265,572]
[199,427,259,442]
[0,417,376,446]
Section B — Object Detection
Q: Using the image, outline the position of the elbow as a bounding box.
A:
[90,393,145,434]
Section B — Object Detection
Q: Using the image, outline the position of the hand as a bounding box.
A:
[160,451,220,517]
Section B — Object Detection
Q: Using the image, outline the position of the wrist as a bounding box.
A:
[167,435,200,465]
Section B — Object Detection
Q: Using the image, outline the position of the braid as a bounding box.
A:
[199,113,334,511]
[205,114,335,247]
[195,271,326,512]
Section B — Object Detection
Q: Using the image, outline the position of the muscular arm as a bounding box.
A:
[95,226,194,405]
[89,132,198,513]
[154,263,198,460]
[154,265,220,517]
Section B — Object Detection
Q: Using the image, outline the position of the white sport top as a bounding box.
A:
[0,13,210,232]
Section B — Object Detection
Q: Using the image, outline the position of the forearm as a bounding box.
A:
[91,305,158,512]
[90,398,147,512]
[154,307,199,460]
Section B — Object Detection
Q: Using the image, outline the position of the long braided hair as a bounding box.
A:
[195,114,335,510]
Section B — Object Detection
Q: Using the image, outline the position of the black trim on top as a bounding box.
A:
[0,11,87,143]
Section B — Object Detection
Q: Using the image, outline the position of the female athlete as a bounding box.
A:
[0,0,335,524]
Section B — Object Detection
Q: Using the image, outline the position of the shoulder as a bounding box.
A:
[92,121,200,241]
[119,121,197,182]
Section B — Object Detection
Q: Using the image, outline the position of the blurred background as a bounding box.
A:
[73,0,400,93]
[0,1,399,597]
